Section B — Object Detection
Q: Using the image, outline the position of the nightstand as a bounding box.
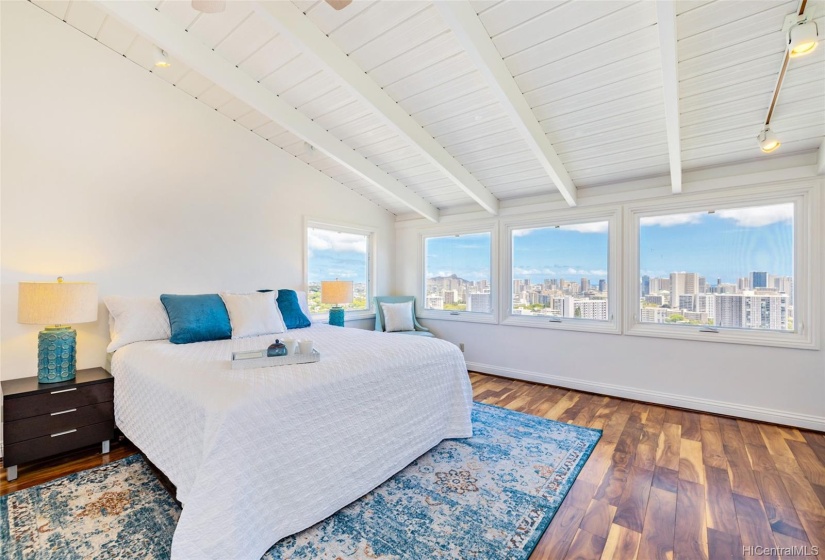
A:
[2,367,114,481]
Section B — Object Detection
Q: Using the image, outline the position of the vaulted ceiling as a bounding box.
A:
[32,0,825,220]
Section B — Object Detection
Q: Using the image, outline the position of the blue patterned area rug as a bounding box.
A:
[1,403,600,560]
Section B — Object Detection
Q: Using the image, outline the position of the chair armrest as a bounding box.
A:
[413,317,430,332]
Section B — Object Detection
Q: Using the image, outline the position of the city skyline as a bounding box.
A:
[425,204,793,287]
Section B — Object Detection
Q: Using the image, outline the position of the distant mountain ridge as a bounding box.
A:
[428,274,470,283]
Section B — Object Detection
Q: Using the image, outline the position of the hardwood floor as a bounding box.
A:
[470,373,825,560]
[2,373,824,559]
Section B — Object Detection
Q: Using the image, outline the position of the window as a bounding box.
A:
[306,223,373,316]
[422,230,495,321]
[626,185,818,349]
[503,210,620,333]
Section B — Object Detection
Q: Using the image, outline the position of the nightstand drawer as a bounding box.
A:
[3,401,114,445]
[3,381,113,422]
[3,420,114,466]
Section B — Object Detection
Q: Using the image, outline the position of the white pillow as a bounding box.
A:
[104,296,171,352]
[220,292,286,338]
[381,301,415,332]
[293,290,310,317]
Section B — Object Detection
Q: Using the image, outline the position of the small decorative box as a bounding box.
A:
[231,349,321,370]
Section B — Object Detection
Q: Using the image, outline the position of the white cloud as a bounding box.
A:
[308,228,367,253]
[558,222,609,234]
[514,267,556,276]
[640,212,703,228]
[714,203,793,227]
[325,269,357,279]
[566,267,607,276]
[512,229,533,237]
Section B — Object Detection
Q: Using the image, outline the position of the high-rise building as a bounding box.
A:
[576,299,608,320]
[738,277,750,291]
[561,296,607,320]
[678,294,695,312]
[426,295,444,310]
[750,271,768,289]
[650,277,671,294]
[696,294,715,321]
[670,272,700,309]
[715,294,744,328]
[599,279,607,293]
[745,294,788,330]
[467,292,491,313]
[645,294,665,306]
[641,307,670,323]
[580,278,590,293]
[641,275,650,296]
[442,290,458,305]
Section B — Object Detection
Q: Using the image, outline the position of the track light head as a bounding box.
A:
[757,126,781,153]
[788,19,818,57]
[153,46,171,69]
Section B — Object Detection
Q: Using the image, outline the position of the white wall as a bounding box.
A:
[396,172,825,431]
[0,1,395,383]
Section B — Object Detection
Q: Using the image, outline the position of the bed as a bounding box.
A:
[110,323,473,560]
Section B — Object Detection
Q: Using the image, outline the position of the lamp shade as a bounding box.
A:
[18,279,98,325]
[321,280,353,305]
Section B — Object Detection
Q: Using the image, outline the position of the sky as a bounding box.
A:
[307,228,368,284]
[424,203,794,285]
[426,233,492,282]
[640,203,793,283]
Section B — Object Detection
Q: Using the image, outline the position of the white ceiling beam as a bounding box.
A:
[254,2,499,216]
[817,138,825,175]
[434,1,577,207]
[94,1,439,223]
[655,0,683,194]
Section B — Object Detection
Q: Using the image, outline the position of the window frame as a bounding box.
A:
[304,219,376,322]
[418,222,498,324]
[501,207,622,334]
[623,183,819,349]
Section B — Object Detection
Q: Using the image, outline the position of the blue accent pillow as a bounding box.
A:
[160,294,232,344]
[276,289,311,329]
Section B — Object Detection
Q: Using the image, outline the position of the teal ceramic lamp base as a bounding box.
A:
[37,326,77,384]
[328,306,345,327]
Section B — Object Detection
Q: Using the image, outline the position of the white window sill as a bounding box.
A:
[625,322,818,350]
[417,311,497,324]
[501,315,621,335]
[311,312,376,324]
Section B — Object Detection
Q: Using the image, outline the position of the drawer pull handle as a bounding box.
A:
[51,408,77,416]
[51,429,77,438]
[50,388,77,394]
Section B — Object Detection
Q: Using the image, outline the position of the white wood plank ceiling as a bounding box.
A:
[31,0,825,220]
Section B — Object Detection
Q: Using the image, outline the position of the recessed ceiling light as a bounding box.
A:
[153,46,171,69]
[757,126,781,153]
[788,20,818,57]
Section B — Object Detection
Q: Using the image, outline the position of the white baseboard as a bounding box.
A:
[467,361,825,432]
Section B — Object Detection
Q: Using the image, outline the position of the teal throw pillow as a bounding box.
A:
[160,294,232,344]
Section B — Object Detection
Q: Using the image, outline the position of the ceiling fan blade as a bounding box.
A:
[325,0,353,10]
[191,0,226,13]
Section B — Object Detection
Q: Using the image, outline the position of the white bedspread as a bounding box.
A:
[110,324,473,560]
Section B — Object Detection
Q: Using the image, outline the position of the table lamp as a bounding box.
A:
[18,277,98,383]
[321,280,353,327]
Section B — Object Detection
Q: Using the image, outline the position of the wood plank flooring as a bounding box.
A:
[471,373,825,560]
[2,372,824,559]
